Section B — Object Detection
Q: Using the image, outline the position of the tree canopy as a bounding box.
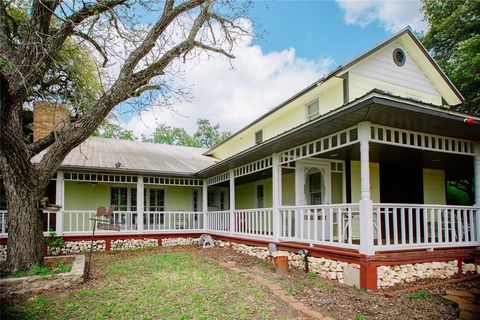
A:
[422,0,480,115]
[137,119,230,148]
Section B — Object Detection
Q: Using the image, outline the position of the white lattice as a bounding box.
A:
[233,156,272,178]
[279,126,359,164]
[64,172,138,183]
[143,176,202,186]
[207,171,230,186]
[370,124,476,156]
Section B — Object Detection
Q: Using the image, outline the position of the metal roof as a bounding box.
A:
[54,137,218,176]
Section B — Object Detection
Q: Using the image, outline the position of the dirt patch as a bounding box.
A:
[183,246,479,320]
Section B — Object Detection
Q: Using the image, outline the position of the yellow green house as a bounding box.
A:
[1,28,479,289]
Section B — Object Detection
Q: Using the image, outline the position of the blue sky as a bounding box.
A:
[250,1,390,64]
[121,0,426,136]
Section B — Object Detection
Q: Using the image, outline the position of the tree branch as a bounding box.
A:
[73,31,108,67]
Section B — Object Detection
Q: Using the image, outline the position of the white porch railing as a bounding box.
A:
[233,208,273,238]
[144,211,204,232]
[279,204,360,249]
[2,205,479,253]
[0,210,56,235]
[0,210,7,235]
[63,211,138,233]
[373,204,480,251]
[206,210,230,233]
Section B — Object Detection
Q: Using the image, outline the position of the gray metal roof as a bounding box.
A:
[56,137,218,176]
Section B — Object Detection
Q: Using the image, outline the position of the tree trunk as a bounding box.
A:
[4,178,44,272]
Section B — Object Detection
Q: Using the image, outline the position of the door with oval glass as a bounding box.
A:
[295,160,331,240]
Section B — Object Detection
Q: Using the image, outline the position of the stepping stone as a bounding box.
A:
[443,295,474,305]
[446,290,476,302]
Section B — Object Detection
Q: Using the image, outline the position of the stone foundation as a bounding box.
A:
[48,240,106,255]
[162,237,199,247]
[111,238,158,250]
[0,255,85,297]
[0,245,6,261]
[214,240,360,286]
[377,261,460,288]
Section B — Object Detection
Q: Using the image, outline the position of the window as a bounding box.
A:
[130,188,137,211]
[146,189,165,211]
[220,191,226,210]
[255,130,263,145]
[207,191,215,207]
[192,190,199,212]
[111,187,128,211]
[306,100,319,121]
[256,184,264,208]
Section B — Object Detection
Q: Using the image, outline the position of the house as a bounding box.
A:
[1,27,479,290]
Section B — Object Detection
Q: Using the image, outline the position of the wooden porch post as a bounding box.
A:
[272,153,281,242]
[203,180,208,231]
[137,175,144,233]
[358,121,375,256]
[229,170,235,234]
[475,142,480,206]
[55,171,64,235]
[474,142,480,242]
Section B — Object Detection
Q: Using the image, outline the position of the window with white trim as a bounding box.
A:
[145,188,165,212]
[110,187,138,211]
[306,99,319,121]
[255,130,263,145]
[256,184,264,208]
[192,189,199,212]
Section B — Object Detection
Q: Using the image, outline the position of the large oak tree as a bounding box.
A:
[0,0,250,271]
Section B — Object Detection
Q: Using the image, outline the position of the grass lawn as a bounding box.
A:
[2,250,297,320]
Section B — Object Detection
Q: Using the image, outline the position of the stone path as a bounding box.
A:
[443,290,480,320]
[219,261,333,320]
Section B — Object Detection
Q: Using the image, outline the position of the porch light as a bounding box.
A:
[329,153,339,157]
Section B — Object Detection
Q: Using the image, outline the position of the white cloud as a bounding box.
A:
[121,36,334,137]
[336,0,427,33]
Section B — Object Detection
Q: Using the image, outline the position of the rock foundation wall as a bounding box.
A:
[214,240,360,285]
[377,261,477,288]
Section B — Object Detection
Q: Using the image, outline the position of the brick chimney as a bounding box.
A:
[33,101,70,142]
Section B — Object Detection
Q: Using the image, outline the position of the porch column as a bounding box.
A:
[137,175,144,233]
[474,142,480,242]
[55,171,64,235]
[229,170,235,234]
[358,121,375,256]
[203,180,208,231]
[475,142,480,206]
[272,153,281,242]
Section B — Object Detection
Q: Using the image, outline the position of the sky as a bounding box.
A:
[119,0,427,137]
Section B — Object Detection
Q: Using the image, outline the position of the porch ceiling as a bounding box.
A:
[320,143,473,179]
[199,92,479,178]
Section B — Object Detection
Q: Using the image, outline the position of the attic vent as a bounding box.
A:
[393,48,406,66]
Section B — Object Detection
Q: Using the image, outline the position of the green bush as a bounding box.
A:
[44,230,65,248]
[408,290,428,301]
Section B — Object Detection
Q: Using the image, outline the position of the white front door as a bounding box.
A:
[295,159,332,240]
[295,160,331,206]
